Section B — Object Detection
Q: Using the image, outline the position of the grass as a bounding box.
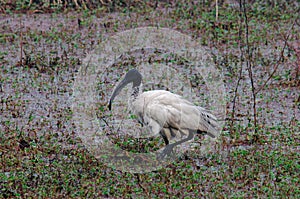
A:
[0,0,299,198]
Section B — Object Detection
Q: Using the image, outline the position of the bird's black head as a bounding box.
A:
[123,69,142,88]
[108,69,142,110]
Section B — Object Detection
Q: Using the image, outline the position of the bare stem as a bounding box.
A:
[230,0,244,135]
[215,0,218,21]
[254,20,296,95]
[19,18,23,66]
[242,0,258,140]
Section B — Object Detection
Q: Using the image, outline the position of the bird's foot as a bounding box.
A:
[157,145,175,160]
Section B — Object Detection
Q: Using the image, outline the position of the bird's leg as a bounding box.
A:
[169,128,177,138]
[158,130,195,159]
[159,130,169,145]
[138,120,144,127]
[159,127,178,145]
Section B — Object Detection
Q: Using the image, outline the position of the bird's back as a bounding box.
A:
[131,90,219,137]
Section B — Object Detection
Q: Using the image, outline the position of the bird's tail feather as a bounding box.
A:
[197,107,219,138]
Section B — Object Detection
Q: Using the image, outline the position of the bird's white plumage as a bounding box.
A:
[131,90,219,140]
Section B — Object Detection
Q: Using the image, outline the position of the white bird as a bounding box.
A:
[108,69,219,159]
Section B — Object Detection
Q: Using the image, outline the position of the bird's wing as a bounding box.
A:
[138,90,219,138]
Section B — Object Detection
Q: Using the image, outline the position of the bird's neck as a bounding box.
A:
[131,85,142,100]
[128,84,142,110]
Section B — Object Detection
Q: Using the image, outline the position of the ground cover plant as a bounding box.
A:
[0,0,299,198]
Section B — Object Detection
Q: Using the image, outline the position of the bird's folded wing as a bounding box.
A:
[145,92,220,137]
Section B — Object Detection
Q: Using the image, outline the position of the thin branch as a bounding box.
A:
[229,0,244,134]
[242,0,257,138]
[19,18,23,66]
[254,20,296,95]
[215,0,218,21]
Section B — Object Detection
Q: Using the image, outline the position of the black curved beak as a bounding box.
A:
[108,69,142,111]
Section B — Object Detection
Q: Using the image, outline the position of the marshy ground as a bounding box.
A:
[0,1,299,198]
